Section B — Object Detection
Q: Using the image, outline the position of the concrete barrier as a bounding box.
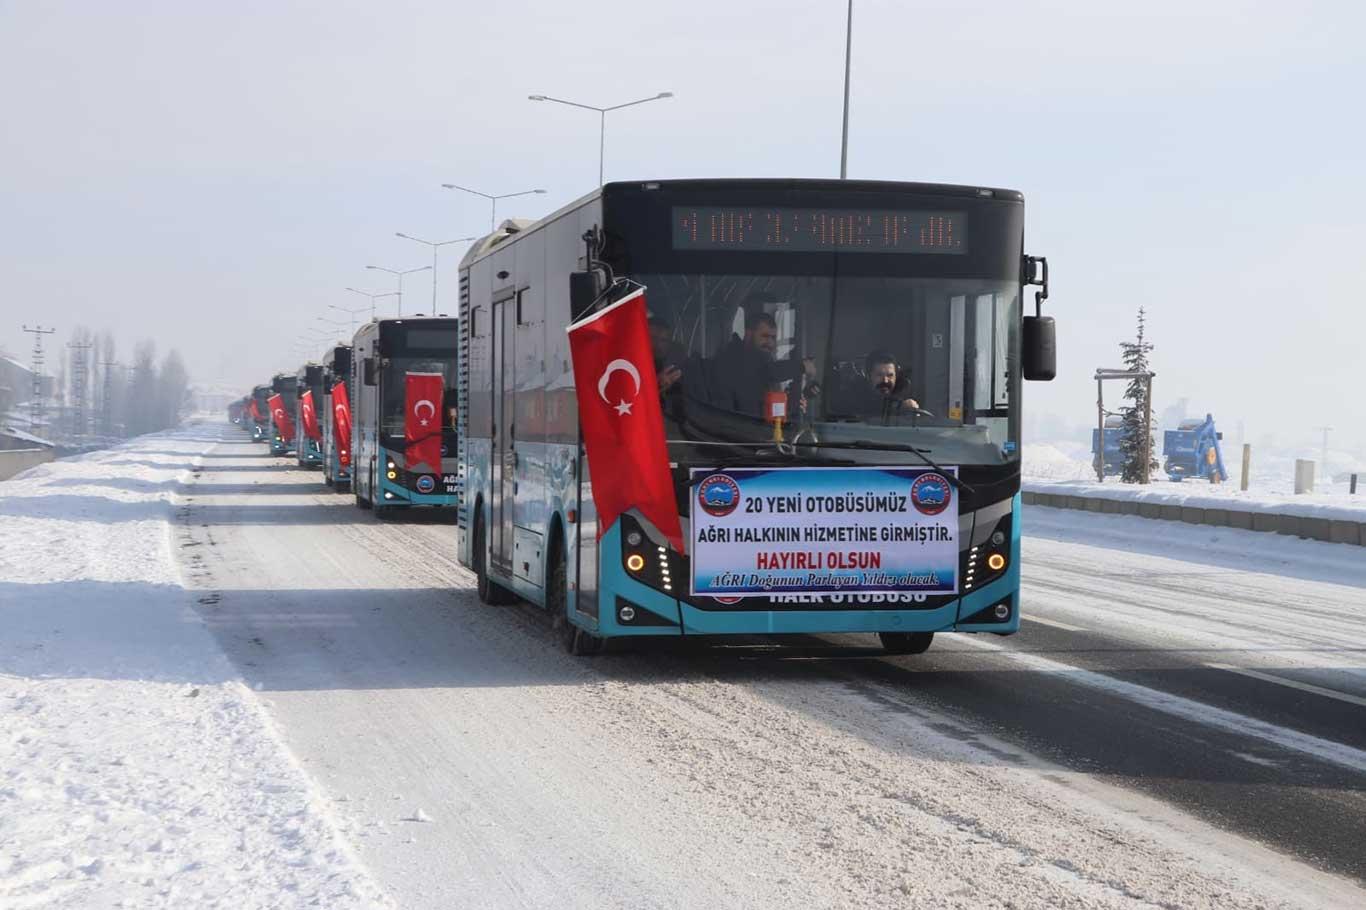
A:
[1021,488,1366,547]
[0,447,55,481]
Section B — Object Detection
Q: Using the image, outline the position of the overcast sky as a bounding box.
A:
[2,0,1363,452]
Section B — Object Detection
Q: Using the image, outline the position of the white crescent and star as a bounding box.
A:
[413,399,436,426]
[597,358,641,417]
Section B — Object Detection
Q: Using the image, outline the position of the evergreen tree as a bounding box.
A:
[1118,308,1158,483]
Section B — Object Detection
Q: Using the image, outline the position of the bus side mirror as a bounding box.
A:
[362,358,376,386]
[569,271,599,320]
[1023,316,1056,381]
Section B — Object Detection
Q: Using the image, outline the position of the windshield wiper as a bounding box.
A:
[786,439,977,495]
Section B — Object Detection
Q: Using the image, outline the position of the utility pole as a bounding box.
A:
[1314,426,1332,474]
[21,325,56,434]
[67,339,93,439]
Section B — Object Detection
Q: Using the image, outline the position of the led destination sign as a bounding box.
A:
[673,206,966,254]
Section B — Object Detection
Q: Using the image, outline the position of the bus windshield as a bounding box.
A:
[380,356,457,439]
[636,272,1019,466]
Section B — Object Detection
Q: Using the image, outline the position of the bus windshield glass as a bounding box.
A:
[636,272,1019,466]
[379,330,458,443]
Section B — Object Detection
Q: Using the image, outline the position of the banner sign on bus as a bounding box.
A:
[690,467,958,598]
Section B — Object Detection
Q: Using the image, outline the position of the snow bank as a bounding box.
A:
[0,423,389,909]
[1024,476,1366,523]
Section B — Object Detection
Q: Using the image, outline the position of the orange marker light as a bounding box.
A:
[626,554,645,572]
[987,553,1007,572]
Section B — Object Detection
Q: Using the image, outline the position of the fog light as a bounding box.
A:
[993,602,1011,620]
[387,470,397,480]
[619,604,636,622]
[383,492,394,500]
[991,530,1006,546]
[626,530,643,546]
[987,553,1006,571]
[626,553,645,572]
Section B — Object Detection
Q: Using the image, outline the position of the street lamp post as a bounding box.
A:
[528,91,673,187]
[328,302,370,334]
[344,287,399,320]
[395,233,477,310]
[440,184,546,232]
[840,0,854,178]
[363,265,431,317]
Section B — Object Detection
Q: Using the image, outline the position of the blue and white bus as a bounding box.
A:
[456,179,1054,655]
[294,362,325,468]
[350,317,460,516]
[321,343,352,489]
[248,384,271,443]
[268,373,297,457]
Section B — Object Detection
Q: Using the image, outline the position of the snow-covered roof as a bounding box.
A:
[0,426,55,447]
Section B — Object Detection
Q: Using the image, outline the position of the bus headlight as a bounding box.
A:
[987,553,1006,572]
[387,470,397,480]
[387,460,396,470]
[625,553,645,573]
[991,530,1006,547]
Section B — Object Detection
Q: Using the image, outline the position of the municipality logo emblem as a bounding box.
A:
[910,472,952,516]
[697,474,741,517]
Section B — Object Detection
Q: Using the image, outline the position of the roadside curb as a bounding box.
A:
[1022,490,1366,546]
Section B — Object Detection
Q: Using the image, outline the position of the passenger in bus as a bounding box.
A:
[648,315,686,395]
[709,308,816,418]
[832,350,920,423]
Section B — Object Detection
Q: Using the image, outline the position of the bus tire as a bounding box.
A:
[879,631,934,655]
[473,514,515,605]
[547,542,600,656]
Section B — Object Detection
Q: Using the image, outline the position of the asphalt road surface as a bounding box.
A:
[176,423,1366,909]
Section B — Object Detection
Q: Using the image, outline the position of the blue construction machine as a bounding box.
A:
[1162,413,1228,482]
[1090,416,1125,477]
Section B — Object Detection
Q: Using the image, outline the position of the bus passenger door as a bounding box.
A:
[490,296,516,574]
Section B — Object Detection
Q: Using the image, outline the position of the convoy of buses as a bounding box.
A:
[228,178,1057,656]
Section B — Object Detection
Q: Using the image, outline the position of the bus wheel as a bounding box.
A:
[879,632,934,655]
[473,515,514,605]
[547,544,600,656]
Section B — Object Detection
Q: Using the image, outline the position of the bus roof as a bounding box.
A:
[456,178,1025,269]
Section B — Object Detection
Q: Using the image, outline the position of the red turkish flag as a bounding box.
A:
[267,393,295,442]
[403,372,444,472]
[566,287,684,553]
[331,381,353,467]
[299,390,322,441]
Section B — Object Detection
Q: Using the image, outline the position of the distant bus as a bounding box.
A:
[228,397,246,427]
[268,373,297,457]
[249,384,272,443]
[350,317,460,515]
[295,362,325,468]
[456,178,1054,655]
[321,343,353,489]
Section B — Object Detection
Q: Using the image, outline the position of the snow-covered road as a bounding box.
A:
[6,421,1365,908]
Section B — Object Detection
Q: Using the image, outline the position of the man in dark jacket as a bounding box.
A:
[833,350,920,423]
[710,310,815,418]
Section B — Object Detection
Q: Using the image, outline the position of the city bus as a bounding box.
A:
[249,384,272,443]
[350,317,460,516]
[294,362,325,468]
[456,179,1055,655]
[321,343,352,489]
[268,373,297,457]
